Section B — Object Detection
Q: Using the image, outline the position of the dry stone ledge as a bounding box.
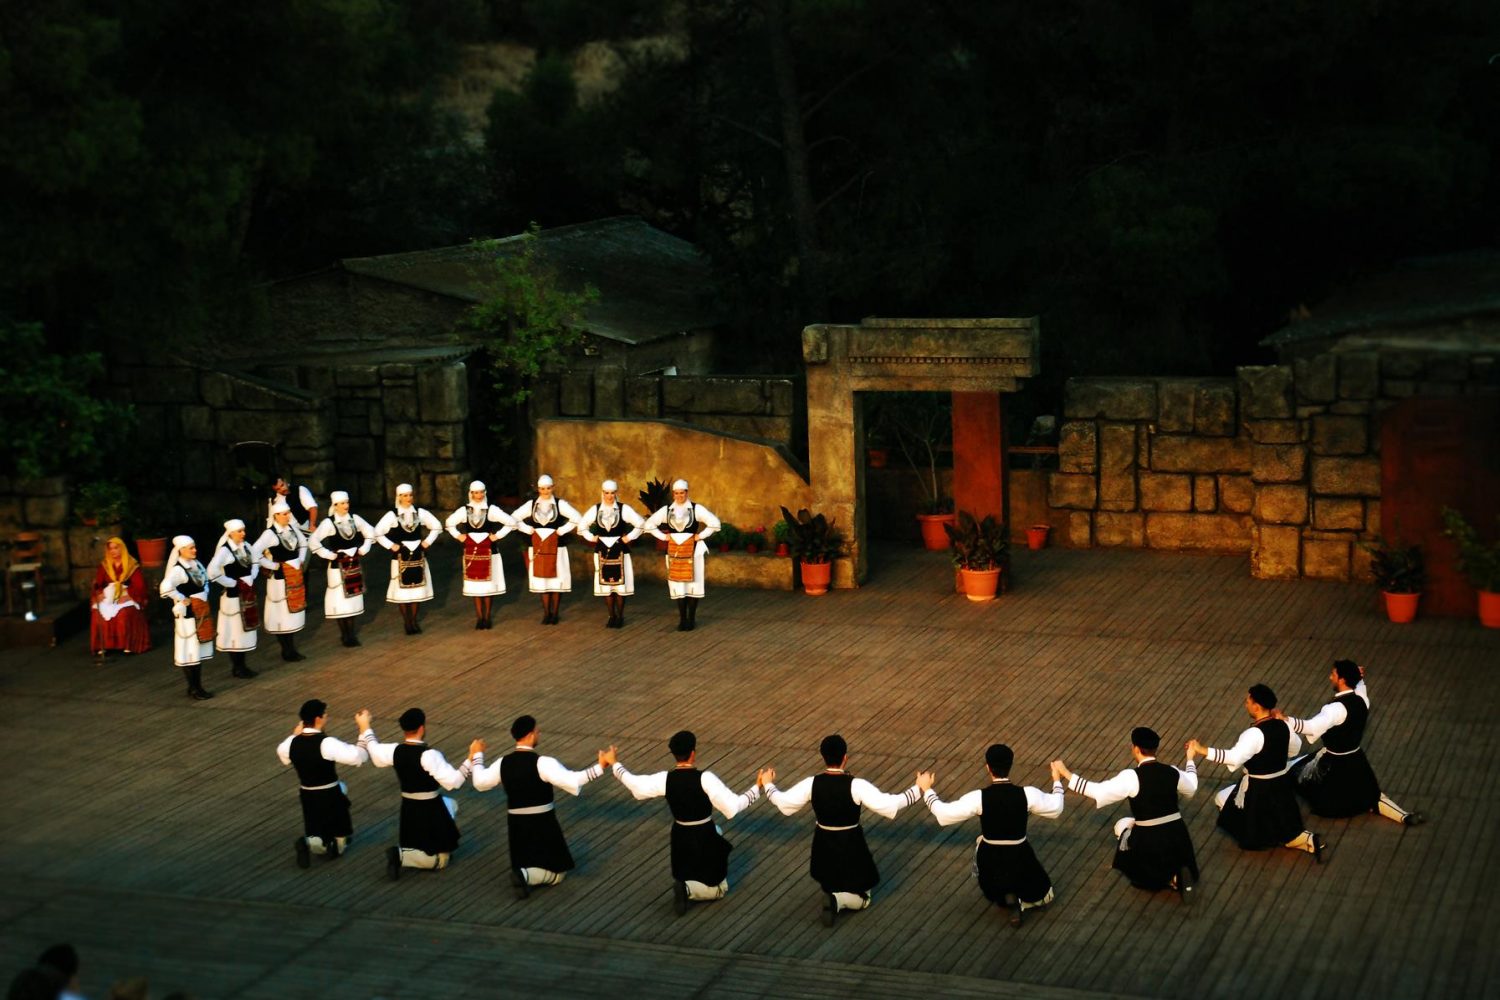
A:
[1313,497,1365,531]
[1238,366,1295,419]
[1058,421,1098,474]
[1294,355,1338,404]
[1253,484,1309,525]
[663,377,766,416]
[1150,434,1251,473]
[1157,380,1198,433]
[1144,512,1252,551]
[1338,353,1380,400]
[1311,456,1381,497]
[1048,473,1097,510]
[1311,414,1368,455]
[1095,511,1145,547]
[1251,443,1306,483]
[1140,472,1193,512]
[1252,523,1302,578]
[1064,378,1158,421]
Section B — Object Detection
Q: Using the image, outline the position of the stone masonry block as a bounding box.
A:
[1058,421,1098,474]
[180,405,216,442]
[1252,444,1306,483]
[1311,456,1381,497]
[1140,472,1193,512]
[663,377,765,415]
[626,377,661,417]
[1311,414,1367,456]
[383,387,419,422]
[1219,475,1253,514]
[1064,378,1158,421]
[336,365,380,388]
[1193,475,1217,512]
[1380,351,1426,378]
[1328,400,1372,416]
[1313,497,1364,531]
[1238,366,1295,419]
[1254,484,1308,525]
[1303,537,1352,580]
[1095,511,1145,547]
[1294,354,1338,404]
[594,366,625,418]
[1098,423,1137,510]
[1150,435,1250,473]
[1338,352,1380,400]
[1247,419,1302,444]
[559,371,594,416]
[1365,499,1381,533]
[1048,473,1097,510]
[418,363,467,422]
[1157,380,1197,433]
[1067,511,1093,548]
[1427,357,1470,382]
[199,371,233,408]
[1144,512,1252,552]
[1382,379,1416,398]
[1194,381,1238,436]
[767,379,796,415]
[1252,524,1301,579]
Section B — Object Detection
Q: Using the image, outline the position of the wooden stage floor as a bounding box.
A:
[1,545,1495,999]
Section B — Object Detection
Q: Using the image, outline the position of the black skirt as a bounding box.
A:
[1216,774,1305,849]
[1291,750,1382,818]
[399,796,461,855]
[976,840,1052,904]
[298,786,353,841]
[669,822,732,884]
[810,826,880,895]
[1112,820,1198,891]
[507,811,576,873]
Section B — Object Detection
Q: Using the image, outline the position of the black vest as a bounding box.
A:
[173,562,208,599]
[459,506,507,552]
[525,500,569,548]
[500,750,554,809]
[220,543,255,582]
[386,509,426,544]
[663,503,703,534]
[665,768,712,822]
[329,517,362,551]
[1246,718,1292,776]
[263,528,302,579]
[1322,691,1368,753]
[1129,761,1180,821]
[285,489,310,525]
[979,782,1029,841]
[393,743,439,794]
[811,772,860,827]
[289,733,338,787]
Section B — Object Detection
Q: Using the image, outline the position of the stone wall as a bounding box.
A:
[0,476,118,602]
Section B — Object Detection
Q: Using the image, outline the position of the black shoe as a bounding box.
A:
[684,619,695,631]
[295,838,311,869]
[326,838,342,860]
[672,881,689,916]
[1177,866,1194,904]
[821,893,838,928]
[1404,812,1427,827]
[475,620,484,630]
[1311,834,1326,864]
[677,620,689,632]
[1003,892,1023,927]
[189,686,214,701]
[541,611,551,625]
[386,846,401,881]
[231,665,257,679]
[511,868,530,901]
[412,622,422,634]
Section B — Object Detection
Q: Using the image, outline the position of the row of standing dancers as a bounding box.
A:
[159,477,721,699]
[277,659,1423,927]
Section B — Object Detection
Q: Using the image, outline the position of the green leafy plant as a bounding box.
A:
[1441,508,1500,593]
[639,478,672,513]
[74,480,130,524]
[779,506,845,564]
[945,510,1009,572]
[1361,536,1425,594]
[742,529,767,551]
[772,519,792,546]
[715,523,742,549]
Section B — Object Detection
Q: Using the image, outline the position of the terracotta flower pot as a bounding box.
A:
[954,568,964,594]
[1479,590,1500,629]
[745,544,760,554]
[775,542,790,557]
[136,537,170,568]
[800,559,833,595]
[867,448,889,469]
[917,512,956,551]
[960,567,1002,602]
[1382,591,1419,624]
[1026,525,1051,551]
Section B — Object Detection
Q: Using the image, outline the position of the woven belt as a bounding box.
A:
[816,822,859,832]
[979,835,1027,846]
[401,790,440,800]
[508,804,556,815]
[299,781,339,792]
[1133,812,1183,828]
[675,816,713,826]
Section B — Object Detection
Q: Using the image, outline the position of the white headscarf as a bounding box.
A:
[329,490,350,505]
[395,483,414,502]
[537,474,554,488]
[672,479,689,491]
[601,479,618,492]
[214,518,248,553]
[468,480,487,508]
[165,535,196,575]
[270,499,291,515]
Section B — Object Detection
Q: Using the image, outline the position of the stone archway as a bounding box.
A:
[802,318,1040,585]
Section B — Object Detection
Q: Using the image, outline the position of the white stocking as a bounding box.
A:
[832,891,869,912]
[400,848,449,870]
[685,879,727,901]
[1377,793,1410,823]
[522,868,564,887]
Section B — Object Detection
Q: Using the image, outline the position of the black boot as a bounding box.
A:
[230,651,257,678]
[280,636,305,662]
[677,600,689,631]
[616,598,626,628]
[685,597,698,631]
[188,665,213,700]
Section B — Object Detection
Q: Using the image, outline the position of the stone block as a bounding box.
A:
[1294,354,1338,404]
[1195,381,1239,436]
[1252,524,1301,579]
[1140,472,1192,512]
[1144,512,1253,551]
[384,461,422,499]
[1296,405,1327,419]
[337,415,368,437]
[626,377,660,417]
[1098,423,1137,510]
[67,525,114,570]
[1382,379,1416,398]
[1311,456,1381,497]
[1219,475,1254,514]
[1417,381,1463,397]
[386,423,459,461]
[434,473,466,503]
[1350,543,1376,584]
[1338,352,1380,400]
[337,436,378,472]
[1048,473,1097,510]
[1311,414,1367,456]
[23,494,69,527]
[1157,380,1197,433]
[559,371,594,416]
[1150,435,1250,473]
[379,363,416,381]
[1063,378,1158,420]
[1380,351,1426,378]
[1193,475,1217,512]
[527,379,560,422]
[1238,366,1294,418]
[303,367,337,398]
[1252,444,1305,483]
[1328,400,1371,415]
[1426,356,1469,382]
[687,415,792,443]
[1365,499,1381,532]
[1254,484,1308,525]
[594,366,625,418]
[1067,511,1093,548]
[1095,511,1145,547]
[1313,497,1364,531]
[418,362,467,422]
[768,379,797,415]
[1057,421,1098,474]
[663,377,766,416]
[1303,537,1351,580]
[199,370,233,408]
[336,365,380,388]
[179,405,215,442]
[1247,419,1302,444]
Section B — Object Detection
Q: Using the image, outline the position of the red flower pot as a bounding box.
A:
[917,513,956,551]
[1480,590,1500,629]
[136,537,170,568]
[960,567,1002,601]
[775,543,790,557]
[1026,525,1051,550]
[800,559,833,595]
[867,448,889,469]
[1382,591,1419,624]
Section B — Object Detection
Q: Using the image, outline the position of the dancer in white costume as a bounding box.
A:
[206,518,260,681]
[308,491,375,647]
[254,499,309,662]
[576,479,645,628]
[159,535,214,699]
[511,475,582,625]
[444,480,515,630]
[642,479,721,631]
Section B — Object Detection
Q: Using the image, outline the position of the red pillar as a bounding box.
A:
[951,392,1006,523]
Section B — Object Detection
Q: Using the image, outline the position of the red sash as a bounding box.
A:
[531,533,559,578]
[283,563,307,615]
[189,597,215,642]
[338,554,364,598]
[463,535,493,581]
[236,580,261,630]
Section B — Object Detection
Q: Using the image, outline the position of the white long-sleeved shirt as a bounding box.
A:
[374,507,442,552]
[1204,726,1302,772]
[253,525,307,572]
[206,542,259,589]
[359,729,472,791]
[472,745,604,794]
[511,498,583,536]
[1288,681,1370,743]
[576,502,646,544]
[925,779,1066,826]
[642,502,721,543]
[444,503,517,542]
[276,728,369,769]
[1067,759,1197,808]
[612,762,760,819]
[159,562,209,604]
[766,771,922,821]
[310,515,375,559]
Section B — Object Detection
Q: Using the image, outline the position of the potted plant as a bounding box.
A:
[1362,536,1425,623]
[772,519,792,557]
[1026,524,1051,550]
[127,508,176,568]
[1441,507,1500,628]
[74,480,129,527]
[946,510,1009,602]
[743,527,767,554]
[640,478,672,551]
[870,393,954,549]
[780,506,845,595]
[715,523,742,553]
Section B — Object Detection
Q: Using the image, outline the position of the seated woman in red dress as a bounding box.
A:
[91,537,152,662]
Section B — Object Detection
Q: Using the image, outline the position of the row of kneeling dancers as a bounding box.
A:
[276,659,1424,927]
[161,477,721,701]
